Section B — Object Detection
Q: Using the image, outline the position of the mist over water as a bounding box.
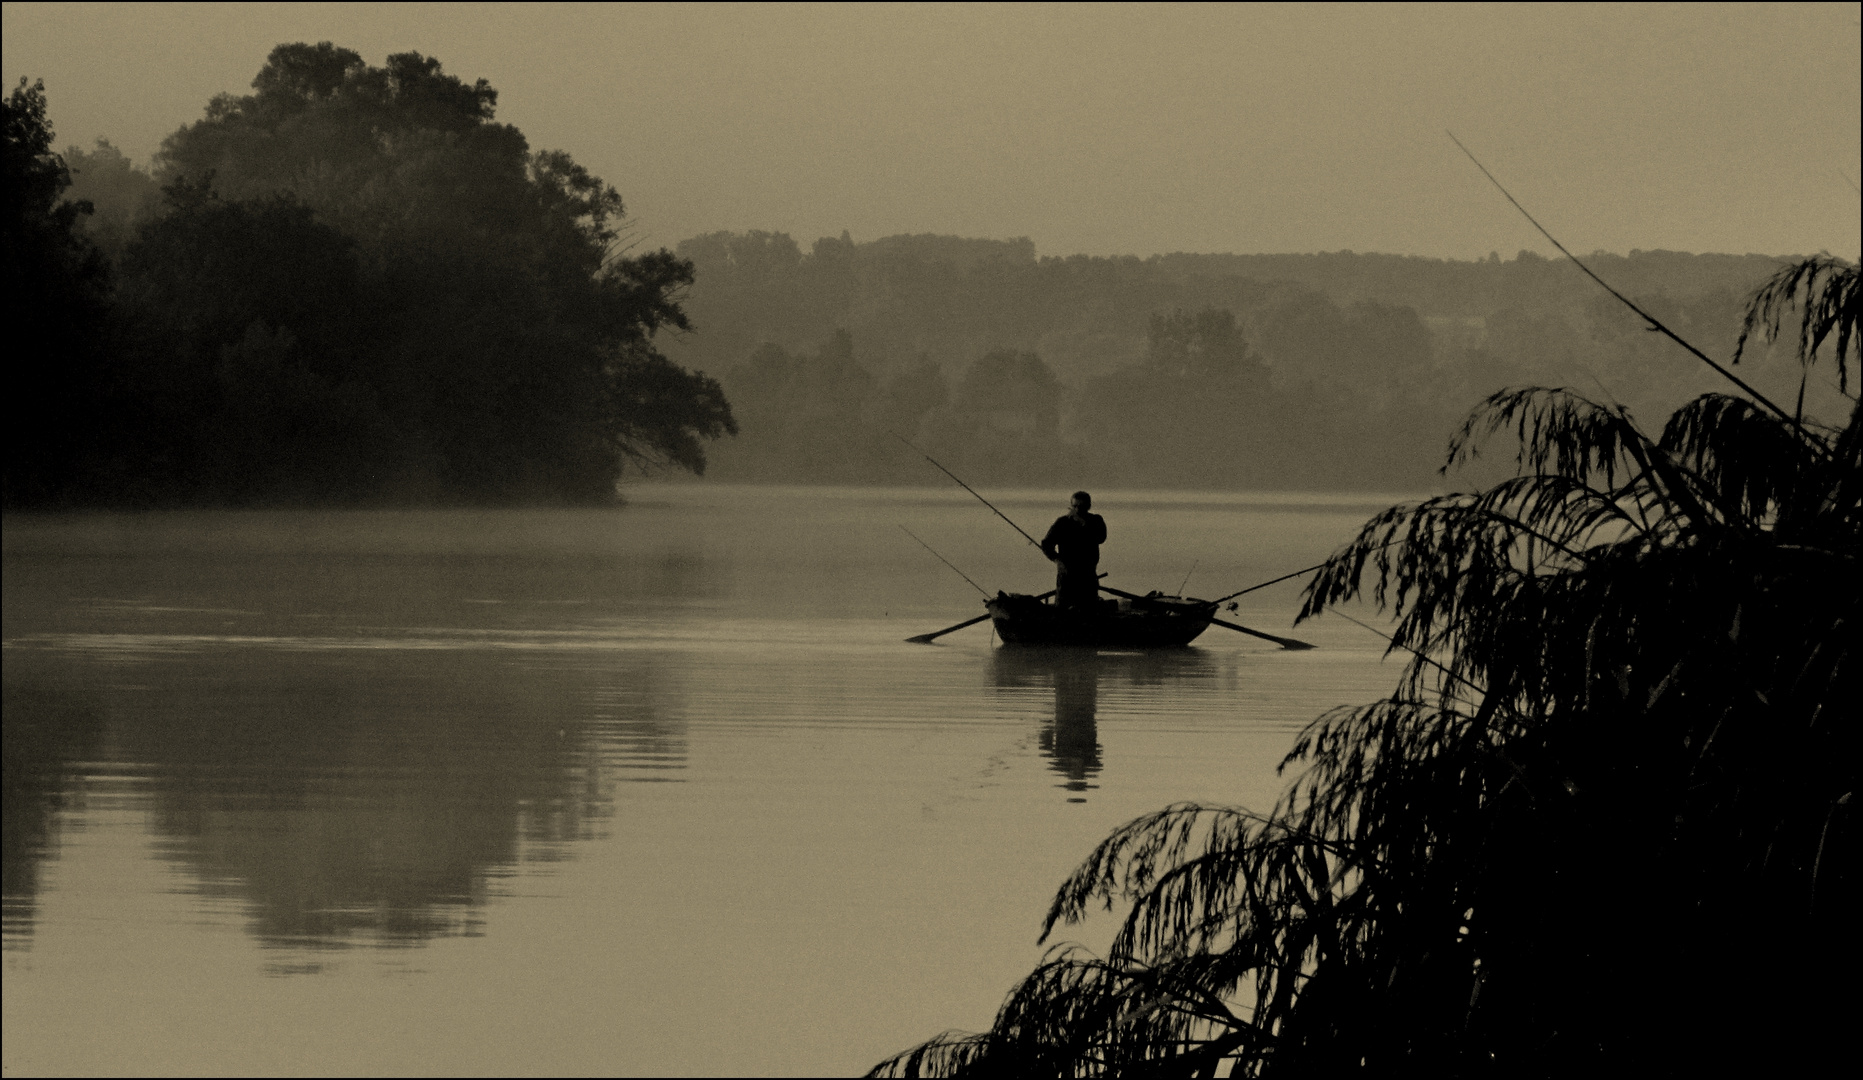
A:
[3,485,1403,1075]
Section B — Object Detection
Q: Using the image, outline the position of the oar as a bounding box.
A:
[1098,584,1316,650]
[905,611,996,644]
[906,587,1056,644]
[1208,617,1315,651]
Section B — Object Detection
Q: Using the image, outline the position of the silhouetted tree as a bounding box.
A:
[112,179,395,502]
[2,78,115,506]
[872,258,1859,1076]
[137,42,733,502]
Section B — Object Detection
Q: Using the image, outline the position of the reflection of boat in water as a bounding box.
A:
[985,588,1216,647]
[991,646,1220,798]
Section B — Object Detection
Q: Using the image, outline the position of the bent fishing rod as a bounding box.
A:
[890,433,1046,552]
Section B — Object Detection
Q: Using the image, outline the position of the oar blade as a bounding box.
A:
[1208,617,1316,650]
[905,611,992,644]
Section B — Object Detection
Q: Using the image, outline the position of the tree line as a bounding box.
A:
[672,230,1829,492]
[8,44,1837,506]
[4,44,733,508]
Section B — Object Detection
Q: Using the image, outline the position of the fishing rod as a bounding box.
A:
[891,432,1046,552]
[1446,131,1819,451]
[898,525,991,597]
[1210,562,1325,604]
[1209,537,1416,606]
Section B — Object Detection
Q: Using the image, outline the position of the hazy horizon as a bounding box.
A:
[5,3,1858,262]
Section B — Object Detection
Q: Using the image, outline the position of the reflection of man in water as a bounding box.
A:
[1041,491,1106,611]
[1044,658,1102,796]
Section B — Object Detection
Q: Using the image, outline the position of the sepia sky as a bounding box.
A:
[4,2,1859,260]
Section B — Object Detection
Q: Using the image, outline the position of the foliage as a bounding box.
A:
[673,230,1811,491]
[1736,254,1860,403]
[706,333,1081,485]
[61,139,161,260]
[109,180,397,502]
[1,78,115,506]
[7,47,735,507]
[871,258,1859,1076]
[1076,308,1276,488]
[709,333,886,482]
[931,350,1080,485]
[146,43,736,502]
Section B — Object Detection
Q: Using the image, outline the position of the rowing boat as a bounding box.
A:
[984,588,1216,647]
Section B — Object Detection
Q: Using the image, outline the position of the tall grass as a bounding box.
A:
[871,257,1858,1076]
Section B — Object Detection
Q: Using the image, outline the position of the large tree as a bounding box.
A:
[134,43,733,502]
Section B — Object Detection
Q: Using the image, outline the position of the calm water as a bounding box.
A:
[2,485,1405,1076]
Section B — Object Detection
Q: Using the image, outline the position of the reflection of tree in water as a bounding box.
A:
[2,679,105,947]
[992,648,1218,799]
[93,648,686,964]
[591,659,689,787]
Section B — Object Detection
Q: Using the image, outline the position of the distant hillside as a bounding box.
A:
[661,232,1834,492]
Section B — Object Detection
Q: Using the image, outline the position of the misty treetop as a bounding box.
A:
[4,45,733,507]
[58,139,160,260]
[673,230,1829,492]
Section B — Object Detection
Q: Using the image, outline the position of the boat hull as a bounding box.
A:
[985,592,1214,648]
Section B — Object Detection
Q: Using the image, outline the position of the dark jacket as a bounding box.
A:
[1041,512,1106,572]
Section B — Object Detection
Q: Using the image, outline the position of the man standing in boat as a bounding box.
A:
[1042,491,1106,611]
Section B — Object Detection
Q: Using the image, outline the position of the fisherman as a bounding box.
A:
[1041,491,1107,611]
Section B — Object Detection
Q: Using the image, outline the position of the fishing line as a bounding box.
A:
[899,525,991,597]
[1333,610,1484,698]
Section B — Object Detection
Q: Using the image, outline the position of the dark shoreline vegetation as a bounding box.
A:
[5,46,733,509]
[871,261,1859,1075]
[5,42,1848,508]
